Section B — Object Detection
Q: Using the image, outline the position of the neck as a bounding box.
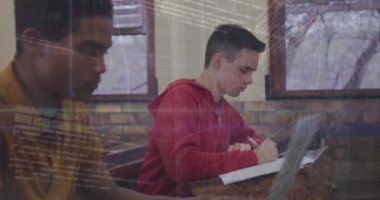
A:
[196,69,224,103]
[14,59,62,109]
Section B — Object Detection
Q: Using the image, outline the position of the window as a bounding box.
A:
[92,0,156,101]
[267,0,380,99]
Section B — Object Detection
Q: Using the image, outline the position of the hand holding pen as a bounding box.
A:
[253,139,278,164]
[227,136,261,152]
[227,136,279,165]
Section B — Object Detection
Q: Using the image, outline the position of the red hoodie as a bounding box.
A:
[137,79,262,196]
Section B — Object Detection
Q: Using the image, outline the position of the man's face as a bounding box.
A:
[216,48,259,97]
[35,16,113,101]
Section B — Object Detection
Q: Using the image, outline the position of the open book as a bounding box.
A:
[219,146,327,185]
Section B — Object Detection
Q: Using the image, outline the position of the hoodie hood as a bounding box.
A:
[148,79,213,118]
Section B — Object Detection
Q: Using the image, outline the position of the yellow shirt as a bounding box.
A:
[0,62,103,200]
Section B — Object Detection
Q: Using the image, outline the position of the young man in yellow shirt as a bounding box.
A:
[0,0,196,199]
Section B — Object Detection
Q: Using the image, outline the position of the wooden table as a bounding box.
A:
[190,170,311,200]
[190,151,332,200]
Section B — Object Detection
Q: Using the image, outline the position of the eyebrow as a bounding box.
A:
[241,66,257,72]
[80,41,112,52]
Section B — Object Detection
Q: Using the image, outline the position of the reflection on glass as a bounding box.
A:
[285,1,380,90]
[94,35,148,95]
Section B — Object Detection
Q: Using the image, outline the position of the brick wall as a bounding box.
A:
[88,98,380,199]
[87,102,152,150]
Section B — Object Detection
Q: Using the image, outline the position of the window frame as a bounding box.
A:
[91,0,157,102]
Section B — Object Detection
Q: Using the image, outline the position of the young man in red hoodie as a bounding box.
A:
[138,24,278,197]
[0,0,199,199]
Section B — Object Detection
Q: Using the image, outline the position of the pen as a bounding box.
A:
[247,136,259,148]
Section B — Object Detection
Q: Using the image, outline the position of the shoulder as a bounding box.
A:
[168,83,198,95]
[151,85,205,113]
[164,79,204,97]
[160,83,203,103]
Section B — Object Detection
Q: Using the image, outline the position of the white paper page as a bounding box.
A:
[219,150,321,185]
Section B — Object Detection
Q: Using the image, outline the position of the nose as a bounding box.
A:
[94,55,107,75]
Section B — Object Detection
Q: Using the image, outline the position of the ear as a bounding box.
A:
[210,52,224,70]
[20,28,44,55]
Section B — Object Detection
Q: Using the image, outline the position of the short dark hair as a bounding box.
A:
[204,24,265,68]
[15,0,113,54]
